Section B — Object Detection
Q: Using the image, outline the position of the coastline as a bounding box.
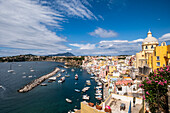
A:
[18,67,60,93]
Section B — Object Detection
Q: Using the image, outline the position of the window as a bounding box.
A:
[163,64,165,67]
[157,62,160,66]
[157,56,160,60]
[145,46,148,49]
[151,45,154,49]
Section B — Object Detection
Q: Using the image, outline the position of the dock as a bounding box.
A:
[18,67,60,93]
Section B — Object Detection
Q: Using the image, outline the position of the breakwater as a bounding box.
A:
[18,67,60,93]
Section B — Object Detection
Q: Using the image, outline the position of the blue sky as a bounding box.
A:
[0,0,170,56]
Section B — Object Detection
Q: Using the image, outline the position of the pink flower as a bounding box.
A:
[164,80,167,84]
[154,70,156,73]
[155,81,158,83]
[154,74,157,77]
[158,81,164,86]
[139,84,144,87]
[146,81,151,84]
[159,68,164,72]
[146,78,149,80]
[143,95,146,100]
[146,91,150,95]
[166,67,169,71]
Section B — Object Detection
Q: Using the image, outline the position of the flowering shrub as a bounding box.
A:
[140,66,170,113]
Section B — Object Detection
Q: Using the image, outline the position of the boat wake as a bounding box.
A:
[0,85,6,90]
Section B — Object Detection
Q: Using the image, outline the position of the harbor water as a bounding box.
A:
[0,61,100,113]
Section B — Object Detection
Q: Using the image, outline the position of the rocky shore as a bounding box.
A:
[18,67,60,93]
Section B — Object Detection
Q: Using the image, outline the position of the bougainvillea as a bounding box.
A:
[139,66,170,113]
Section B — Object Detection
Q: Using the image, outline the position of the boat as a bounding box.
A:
[64,66,69,68]
[80,69,82,71]
[58,77,65,83]
[8,64,14,73]
[71,69,75,72]
[97,82,102,86]
[49,76,56,81]
[65,74,70,77]
[74,109,78,112]
[75,82,77,85]
[82,87,90,92]
[48,80,54,83]
[75,89,80,92]
[95,95,102,99]
[66,98,72,103]
[95,93,102,96]
[56,73,61,77]
[96,86,102,89]
[18,64,22,67]
[22,76,26,78]
[86,80,91,85]
[40,83,47,86]
[82,94,90,100]
[30,69,35,72]
[23,72,26,74]
[96,97,102,100]
[90,77,95,79]
[75,74,78,80]
[61,69,65,73]
[28,76,32,78]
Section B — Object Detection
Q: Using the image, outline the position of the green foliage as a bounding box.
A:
[140,66,170,113]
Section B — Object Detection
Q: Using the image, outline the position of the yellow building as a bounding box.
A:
[152,42,170,70]
[136,30,159,69]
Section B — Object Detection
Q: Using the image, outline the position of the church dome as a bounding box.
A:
[142,30,159,45]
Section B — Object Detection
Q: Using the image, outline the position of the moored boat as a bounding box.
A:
[65,74,70,77]
[56,73,61,77]
[49,76,57,81]
[40,83,47,86]
[66,98,72,103]
[82,94,90,100]
[75,74,78,80]
[86,80,91,85]
[71,69,75,72]
[75,89,80,92]
[58,77,65,83]
[61,69,65,73]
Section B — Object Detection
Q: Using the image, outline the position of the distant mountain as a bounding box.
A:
[48,52,75,56]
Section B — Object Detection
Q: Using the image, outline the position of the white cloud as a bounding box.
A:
[89,27,118,38]
[98,15,104,20]
[49,0,97,20]
[159,33,170,42]
[69,43,96,49]
[0,0,98,56]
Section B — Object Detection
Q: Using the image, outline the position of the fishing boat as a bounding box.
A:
[75,74,78,80]
[65,74,70,77]
[66,98,72,103]
[8,64,14,73]
[40,83,47,86]
[75,89,80,92]
[49,76,56,81]
[56,73,61,77]
[86,80,91,85]
[58,77,65,83]
[82,94,90,100]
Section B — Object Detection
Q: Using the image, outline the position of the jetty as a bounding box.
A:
[18,67,60,93]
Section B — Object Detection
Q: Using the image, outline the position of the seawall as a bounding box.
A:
[18,67,60,93]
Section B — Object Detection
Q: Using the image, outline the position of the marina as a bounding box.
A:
[0,61,101,113]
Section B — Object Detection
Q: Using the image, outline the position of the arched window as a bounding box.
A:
[145,46,148,49]
[151,45,153,49]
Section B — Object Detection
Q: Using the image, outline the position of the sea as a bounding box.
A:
[0,61,100,113]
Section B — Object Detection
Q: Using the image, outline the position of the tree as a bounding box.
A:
[139,66,169,113]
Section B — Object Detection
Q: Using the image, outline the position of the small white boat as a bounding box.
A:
[66,98,72,103]
[75,89,80,92]
[75,82,77,85]
[90,77,95,79]
[65,74,70,77]
[96,86,102,89]
[30,69,35,72]
[18,65,22,67]
[95,95,102,99]
[49,76,57,81]
[71,69,75,72]
[83,95,90,100]
[28,76,32,78]
[95,93,102,96]
[86,80,91,85]
[75,74,78,80]
[74,109,78,112]
[23,72,26,74]
[61,69,65,73]
[82,87,90,92]
[8,70,14,73]
[22,76,26,78]
[40,83,47,86]
[58,77,65,83]
[97,82,102,85]
[80,69,82,71]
